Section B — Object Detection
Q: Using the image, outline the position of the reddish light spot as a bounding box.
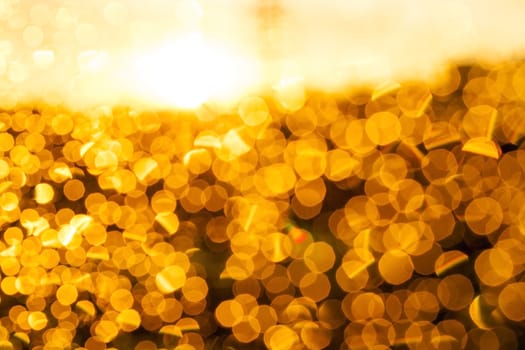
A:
[290,227,307,244]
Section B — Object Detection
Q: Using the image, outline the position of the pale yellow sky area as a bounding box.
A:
[0,0,525,109]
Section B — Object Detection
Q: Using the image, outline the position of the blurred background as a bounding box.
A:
[1,0,525,109]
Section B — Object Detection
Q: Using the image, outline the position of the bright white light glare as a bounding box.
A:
[129,33,259,109]
[0,0,525,109]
